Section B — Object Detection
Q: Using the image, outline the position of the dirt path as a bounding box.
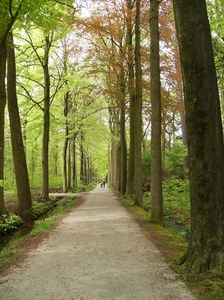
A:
[0,186,195,300]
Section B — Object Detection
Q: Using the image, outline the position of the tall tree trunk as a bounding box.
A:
[71,135,77,189]
[134,0,143,206]
[63,129,69,192]
[0,40,7,214]
[7,32,32,214]
[150,0,163,224]
[63,91,69,193]
[68,140,72,190]
[0,0,22,213]
[109,106,120,189]
[180,110,189,171]
[41,36,51,199]
[119,70,127,195]
[126,0,135,199]
[80,130,85,184]
[173,0,224,273]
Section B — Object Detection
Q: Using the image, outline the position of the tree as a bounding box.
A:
[7,32,32,214]
[0,6,8,214]
[173,0,224,273]
[0,0,24,214]
[150,0,163,224]
[133,0,143,206]
[126,0,135,199]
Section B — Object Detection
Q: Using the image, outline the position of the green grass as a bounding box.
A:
[28,218,55,236]
[0,232,26,268]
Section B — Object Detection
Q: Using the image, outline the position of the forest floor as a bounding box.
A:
[0,185,196,300]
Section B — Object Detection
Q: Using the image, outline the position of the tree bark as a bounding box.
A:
[0,40,7,214]
[173,0,224,273]
[134,0,143,206]
[63,91,69,193]
[126,0,135,199]
[71,135,77,189]
[150,0,163,224]
[7,32,32,214]
[108,106,120,189]
[41,36,51,199]
[119,70,127,195]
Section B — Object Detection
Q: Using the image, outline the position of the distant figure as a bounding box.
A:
[100,182,103,188]
[103,180,106,188]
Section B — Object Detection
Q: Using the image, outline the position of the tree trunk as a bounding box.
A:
[119,70,127,195]
[180,111,189,171]
[41,36,51,199]
[134,0,143,206]
[71,135,77,189]
[126,0,135,199]
[7,32,32,214]
[63,91,69,193]
[68,140,72,190]
[80,130,86,185]
[150,0,163,224]
[108,106,120,189]
[173,0,224,273]
[0,0,21,213]
[0,40,7,214]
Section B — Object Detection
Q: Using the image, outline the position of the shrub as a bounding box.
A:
[25,200,56,220]
[0,214,24,234]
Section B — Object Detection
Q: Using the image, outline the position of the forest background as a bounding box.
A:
[1,0,224,286]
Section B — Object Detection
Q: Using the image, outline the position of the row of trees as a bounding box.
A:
[1,0,224,273]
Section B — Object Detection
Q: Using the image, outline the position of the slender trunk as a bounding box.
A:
[7,32,32,213]
[71,135,77,189]
[0,41,7,214]
[126,0,135,199]
[63,128,69,192]
[134,0,143,206]
[0,0,22,212]
[119,70,127,195]
[41,36,51,199]
[80,130,85,184]
[68,140,71,190]
[150,0,163,224]
[63,91,69,193]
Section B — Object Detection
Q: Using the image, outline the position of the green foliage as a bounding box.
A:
[4,191,17,202]
[164,141,187,174]
[142,140,187,177]
[25,200,56,220]
[0,214,24,234]
[163,177,190,232]
[143,176,190,234]
[142,150,151,176]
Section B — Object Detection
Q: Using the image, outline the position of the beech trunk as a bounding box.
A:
[150,0,163,224]
[173,0,224,273]
[7,32,32,213]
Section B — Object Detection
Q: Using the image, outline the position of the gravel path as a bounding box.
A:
[0,185,195,300]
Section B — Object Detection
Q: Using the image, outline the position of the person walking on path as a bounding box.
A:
[0,185,195,300]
